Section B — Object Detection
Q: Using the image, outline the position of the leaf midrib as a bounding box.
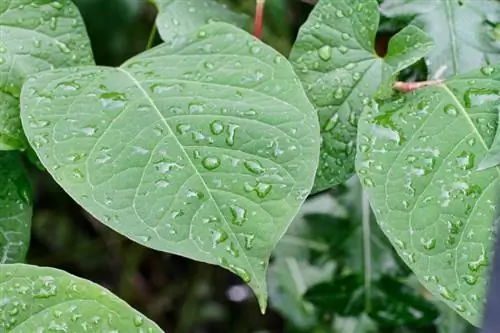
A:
[116,67,263,292]
[443,0,459,76]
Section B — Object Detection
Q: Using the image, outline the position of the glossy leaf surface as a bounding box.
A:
[20,22,320,310]
[0,152,32,263]
[356,64,500,325]
[0,0,94,150]
[0,264,163,332]
[380,0,500,78]
[289,0,433,192]
[152,0,248,42]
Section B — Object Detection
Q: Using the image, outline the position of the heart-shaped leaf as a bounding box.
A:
[0,0,94,150]
[0,152,32,263]
[289,0,433,193]
[152,0,248,43]
[20,22,320,310]
[0,264,163,332]
[356,64,500,325]
[380,0,500,78]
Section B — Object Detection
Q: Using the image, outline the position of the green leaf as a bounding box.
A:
[152,0,249,43]
[478,106,500,170]
[289,0,433,193]
[0,263,163,332]
[0,152,32,263]
[0,0,94,151]
[380,0,500,78]
[356,63,500,325]
[20,22,320,311]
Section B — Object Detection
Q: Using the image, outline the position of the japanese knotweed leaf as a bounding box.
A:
[0,152,32,263]
[0,0,94,150]
[289,0,433,193]
[0,264,163,332]
[380,0,500,79]
[152,0,249,43]
[356,64,500,325]
[20,22,320,311]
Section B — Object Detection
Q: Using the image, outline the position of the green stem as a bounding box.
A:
[146,24,158,50]
[362,189,372,313]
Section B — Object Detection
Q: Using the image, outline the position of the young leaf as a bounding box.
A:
[0,152,32,263]
[356,63,500,325]
[289,0,433,193]
[20,22,320,311]
[380,0,500,78]
[0,0,94,151]
[0,264,163,332]
[151,0,249,43]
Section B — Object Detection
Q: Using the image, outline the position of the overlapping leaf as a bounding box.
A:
[0,0,94,150]
[0,152,31,263]
[380,0,500,78]
[152,0,248,43]
[20,22,320,311]
[0,264,163,332]
[356,63,500,325]
[289,0,433,193]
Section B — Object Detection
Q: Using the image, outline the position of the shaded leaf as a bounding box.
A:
[0,0,94,150]
[20,22,320,311]
[478,105,500,170]
[0,264,163,332]
[152,0,249,43]
[356,63,500,325]
[0,152,32,263]
[380,0,500,78]
[289,0,433,192]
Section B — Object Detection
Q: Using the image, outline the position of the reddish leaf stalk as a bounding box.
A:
[393,79,443,92]
[254,0,265,39]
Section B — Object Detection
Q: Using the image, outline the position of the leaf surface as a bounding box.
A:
[380,0,500,78]
[0,264,163,332]
[289,0,432,192]
[152,0,248,43]
[356,64,500,325]
[20,22,320,310]
[0,152,32,263]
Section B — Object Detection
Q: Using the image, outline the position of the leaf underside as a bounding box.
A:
[380,0,500,79]
[356,63,500,326]
[0,264,163,332]
[0,152,32,263]
[20,22,320,310]
[289,0,432,193]
[0,0,94,150]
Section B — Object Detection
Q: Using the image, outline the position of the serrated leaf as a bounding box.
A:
[0,152,32,263]
[0,264,163,332]
[20,22,320,311]
[380,0,500,78]
[0,0,94,150]
[355,64,500,325]
[289,0,433,193]
[152,0,249,43]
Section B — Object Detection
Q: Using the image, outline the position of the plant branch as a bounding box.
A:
[146,23,158,50]
[254,0,265,39]
[362,190,372,313]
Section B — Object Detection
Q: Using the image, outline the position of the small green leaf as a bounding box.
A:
[152,0,249,43]
[0,263,163,332]
[356,64,500,325]
[289,0,433,192]
[20,22,320,311]
[0,0,94,150]
[478,106,500,170]
[380,0,500,78]
[0,152,32,263]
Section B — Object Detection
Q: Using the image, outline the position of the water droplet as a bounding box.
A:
[133,315,144,327]
[50,1,64,9]
[324,113,339,132]
[72,169,84,179]
[226,242,239,257]
[226,123,239,146]
[56,41,70,54]
[202,156,221,170]
[421,238,436,250]
[243,233,255,250]
[439,285,457,301]
[211,226,228,246]
[57,81,80,91]
[333,87,344,99]
[231,266,251,283]
[444,104,457,116]
[189,103,204,113]
[100,92,126,109]
[176,123,191,135]
[363,177,374,187]
[210,120,224,135]
[338,45,348,54]
[244,160,264,174]
[317,45,332,61]
[463,274,478,285]
[456,151,475,170]
[229,205,247,226]
[341,33,350,40]
[481,65,495,76]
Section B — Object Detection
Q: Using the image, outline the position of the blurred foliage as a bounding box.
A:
[25,0,478,332]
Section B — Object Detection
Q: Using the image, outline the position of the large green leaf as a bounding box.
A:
[0,152,32,263]
[152,0,248,43]
[356,63,500,325]
[380,0,500,78]
[289,0,433,193]
[20,22,320,310]
[0,264,163,332]
[0,0,94,150]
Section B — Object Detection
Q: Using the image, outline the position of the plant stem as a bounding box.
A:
[146,24,158,50]
[254,0,265,39]
[362,190,372,313]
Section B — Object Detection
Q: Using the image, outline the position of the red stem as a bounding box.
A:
[254,0,265,39]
